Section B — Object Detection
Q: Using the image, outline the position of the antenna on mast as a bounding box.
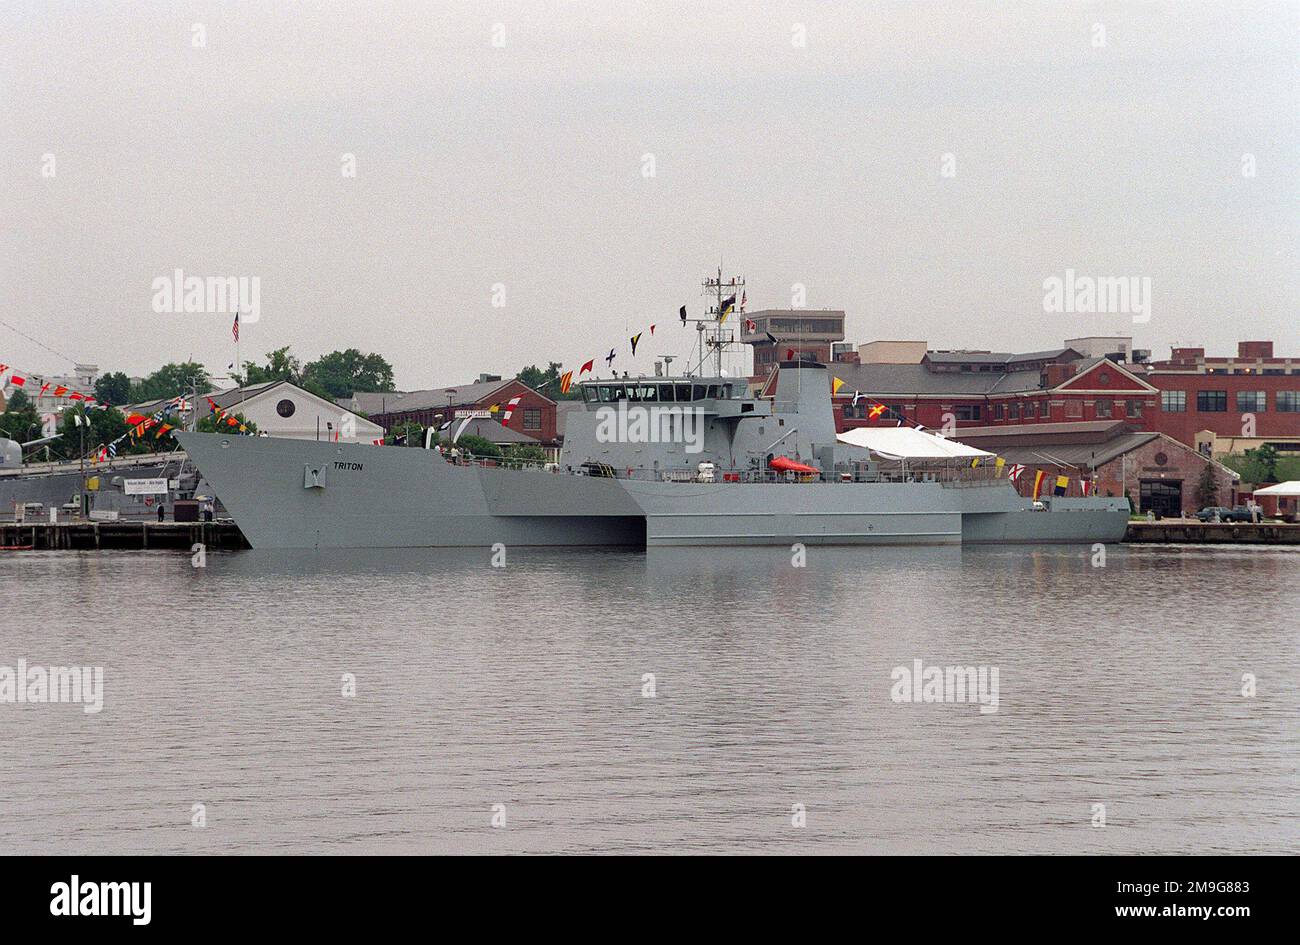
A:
[700,264,744,377]
[677,263,747,378]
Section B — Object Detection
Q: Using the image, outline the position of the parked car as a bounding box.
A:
[1196,506,1255,523]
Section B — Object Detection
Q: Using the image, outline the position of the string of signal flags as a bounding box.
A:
[552,287,750,396]
[0,362,105,407]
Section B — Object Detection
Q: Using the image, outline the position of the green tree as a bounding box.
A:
[503,443,546,466]
[386,420,425,446]
[197,411,258,434]
[303,349,395,399]
[0,390,43,443]
[1222,447,1285,485]
[455,434,501,459]
[129,362,210,403]
[516,361,581,400]
[234,347,332,400]
[53,405,148,460]
[93,371,132,406]
[1194,463,1221,510]
[238,346,302,386]
[1244,444,1280,483]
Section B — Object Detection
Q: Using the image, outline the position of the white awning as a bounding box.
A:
[1252,480,1300,497]
[835,427,995,461]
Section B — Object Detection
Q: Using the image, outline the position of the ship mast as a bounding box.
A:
[698,265,744,377]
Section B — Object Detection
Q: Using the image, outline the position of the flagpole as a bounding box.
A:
[235,310,243,418]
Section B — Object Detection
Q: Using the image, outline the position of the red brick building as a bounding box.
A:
[958,421,1238,515]
[1140,341,1300,457]
[759,348,1162,435]
[340,377,558,445]
[754,338,1299,458]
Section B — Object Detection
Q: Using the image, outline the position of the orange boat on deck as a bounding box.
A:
[768,456,820,475]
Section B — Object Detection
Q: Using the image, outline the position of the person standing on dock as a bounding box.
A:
[157,502,166,522]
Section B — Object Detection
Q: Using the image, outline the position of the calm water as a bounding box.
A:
[1,543,1296,855]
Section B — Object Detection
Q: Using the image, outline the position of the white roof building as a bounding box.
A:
[199,381,384,443]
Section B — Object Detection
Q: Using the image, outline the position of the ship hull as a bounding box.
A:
[176,433,1129,549]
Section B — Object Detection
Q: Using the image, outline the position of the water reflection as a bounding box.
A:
[0,544,1295,853]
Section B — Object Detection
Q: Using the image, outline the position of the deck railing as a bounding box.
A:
[444,455,1024,487]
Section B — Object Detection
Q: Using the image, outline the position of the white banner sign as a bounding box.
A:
[123,478,169,495]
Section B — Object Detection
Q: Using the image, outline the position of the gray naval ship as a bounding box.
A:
[175,281,1129,550]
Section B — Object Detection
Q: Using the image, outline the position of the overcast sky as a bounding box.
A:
[2,1,1296,389]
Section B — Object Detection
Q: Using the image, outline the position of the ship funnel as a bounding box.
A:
[772,361,839,447]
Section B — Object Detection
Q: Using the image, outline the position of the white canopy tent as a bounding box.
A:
[1252,481,1300,497]
[836,426,994,462]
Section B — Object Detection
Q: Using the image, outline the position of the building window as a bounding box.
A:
[1025,402,1037,418]
[992,404,1004,420]
[1235,390,1267,412]
[1161,390,1186,412]
[1040,401,1051,420]
[1095,399,1112,418]
[1279,391,1300,412]
[1127,400,1142,418]
[1010,403,1021,420]
[1098,371,1111,384]
[1065,400,1082,418]
[1197,390,1227,412]
[523,408,542,430]
[276,399,296,418]
[953,405,981,422]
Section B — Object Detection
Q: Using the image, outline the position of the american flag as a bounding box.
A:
[232,311,240,342]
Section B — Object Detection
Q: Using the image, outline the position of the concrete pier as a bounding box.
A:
[1125,521,1300,544]
[0,521,249,551]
